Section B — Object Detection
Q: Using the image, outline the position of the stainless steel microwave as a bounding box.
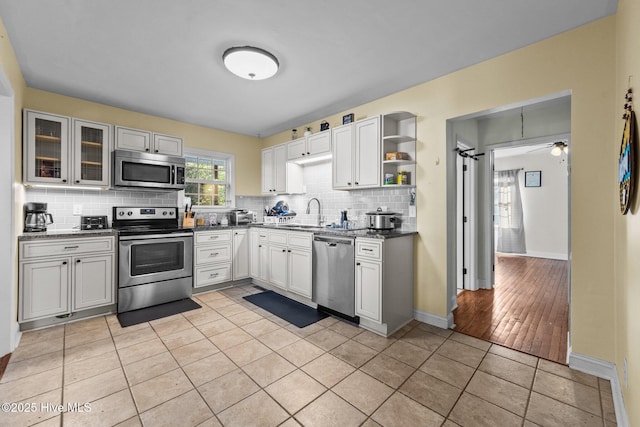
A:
[113,149,185,190]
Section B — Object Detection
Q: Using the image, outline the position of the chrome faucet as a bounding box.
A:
[306,198,323,226]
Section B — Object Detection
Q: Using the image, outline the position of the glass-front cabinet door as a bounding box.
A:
[73,119,111,186]
[24,110,70,184]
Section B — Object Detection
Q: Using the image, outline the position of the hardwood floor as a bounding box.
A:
[453,254,569,364]
[0,353,10,381]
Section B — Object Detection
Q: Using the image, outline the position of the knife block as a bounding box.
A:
[182,217,195,227]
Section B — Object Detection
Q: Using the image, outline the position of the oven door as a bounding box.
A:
[119,233,193,288]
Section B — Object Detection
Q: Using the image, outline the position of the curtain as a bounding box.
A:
[495,169,526,254]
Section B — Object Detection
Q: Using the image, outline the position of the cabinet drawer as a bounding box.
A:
[195,230,232,244]
[257,230,269,243]
[269,231,287,245]
[20,237,114,260]
[195,263,232,287]
[195,244,232,265]
[355,239,382,261]
[287,232,312,249]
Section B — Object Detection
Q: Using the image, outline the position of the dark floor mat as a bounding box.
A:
[243,290,328,328]
[117,298,201,327]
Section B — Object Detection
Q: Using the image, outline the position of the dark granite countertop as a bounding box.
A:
[19,229,117,241]
[251,224,417,239]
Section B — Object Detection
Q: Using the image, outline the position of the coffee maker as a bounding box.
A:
[24,202,54,232]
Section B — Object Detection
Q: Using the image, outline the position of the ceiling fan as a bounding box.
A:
[527,140,568,156]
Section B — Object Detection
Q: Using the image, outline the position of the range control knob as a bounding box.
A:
[162,211,167,216]
[118,211,125,216]
[127,211,133,216]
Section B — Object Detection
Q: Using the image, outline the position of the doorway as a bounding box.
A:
[446,92,572,364]
[455,138,570,363]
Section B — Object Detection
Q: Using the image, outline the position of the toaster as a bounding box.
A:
[229,209,254,225]
[80,215,108,230]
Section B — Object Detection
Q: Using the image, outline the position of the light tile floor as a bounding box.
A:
[0,285,617,427]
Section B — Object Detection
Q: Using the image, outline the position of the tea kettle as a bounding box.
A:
[24,202,54,232]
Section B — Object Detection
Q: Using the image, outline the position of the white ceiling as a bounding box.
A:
[0,1,617,138]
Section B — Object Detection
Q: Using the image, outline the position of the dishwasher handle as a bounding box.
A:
[313,235,355,246]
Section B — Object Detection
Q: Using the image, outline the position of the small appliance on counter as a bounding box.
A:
[365,208,398,230]
[23,202,54,232]
[229,208,255,225]
[80,215,108,230]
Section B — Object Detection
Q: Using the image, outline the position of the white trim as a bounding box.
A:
[569,352,629,427]
[0,65,19,356]
[413,309,451,329]
[182,147,236,209]
[523,251,568,260]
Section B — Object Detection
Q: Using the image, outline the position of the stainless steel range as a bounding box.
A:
[112,207,193,313]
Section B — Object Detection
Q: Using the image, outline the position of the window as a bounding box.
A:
[184,148,234,208]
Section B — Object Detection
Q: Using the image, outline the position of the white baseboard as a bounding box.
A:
[525,250,569,260]
[569,352,629,427]
[413,309,451,329]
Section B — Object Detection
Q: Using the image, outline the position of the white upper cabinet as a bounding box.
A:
[261,143,303,194]
[24,110,111,188]
[24,110,71,185]
[332,124,354,189]
[332,116,380,190]
[354,116,381,188]
[287,131,332,161]
[72,119,111,186]
[115,126,183,156]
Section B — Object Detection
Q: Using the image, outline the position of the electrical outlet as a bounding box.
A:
[73,204,82,215]
[409,205,416,217]
[624,358,629,387]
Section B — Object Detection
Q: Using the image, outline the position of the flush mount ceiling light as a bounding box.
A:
[222,46,279,80]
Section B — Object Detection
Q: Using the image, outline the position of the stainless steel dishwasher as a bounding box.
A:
[312,235,357,321]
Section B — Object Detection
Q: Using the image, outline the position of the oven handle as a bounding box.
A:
[119,232,194,241]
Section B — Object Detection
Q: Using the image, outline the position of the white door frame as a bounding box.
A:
[0,65,19,356]
[485,133,571,288]
[456,139,478,292]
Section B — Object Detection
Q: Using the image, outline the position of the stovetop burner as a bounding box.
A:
[112,206,190,235]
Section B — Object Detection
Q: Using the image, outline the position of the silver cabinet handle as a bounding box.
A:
[209,273,219,277]
[362,248,373,252]
[209,252,219,257]
[209,235,219,239]
[64,246,79,249]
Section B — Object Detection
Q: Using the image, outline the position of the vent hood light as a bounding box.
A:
[223,46,279,80]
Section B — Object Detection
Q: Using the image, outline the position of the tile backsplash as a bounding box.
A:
[260,161,416,231]
[24,161,416,231]
[24,188,178,230]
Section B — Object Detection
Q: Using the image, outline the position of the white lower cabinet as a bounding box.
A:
[233,229,250,280]
[19,236,115,323]
[355,259,382,322]
[194,230,232,287]
[21,259,70,320]
[354,236,414,336]
[73,254,114,311]
[249,229,269,282]
[251,228,312,299]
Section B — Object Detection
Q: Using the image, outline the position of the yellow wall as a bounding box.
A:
[615,0,640,423]
[265,17,618,361]
[23,88,263,196]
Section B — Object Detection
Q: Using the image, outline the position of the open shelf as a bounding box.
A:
[383,135,414,143]
[383,159,414,165]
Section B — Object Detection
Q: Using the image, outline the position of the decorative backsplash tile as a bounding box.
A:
[25,161,416,231]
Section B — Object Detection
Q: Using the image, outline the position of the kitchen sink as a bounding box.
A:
[277,224,324,230]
